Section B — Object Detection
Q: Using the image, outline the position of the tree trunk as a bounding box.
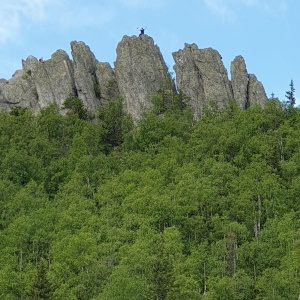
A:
[254,195,262,238]
[226,231,236,276]
[203,262,207,294]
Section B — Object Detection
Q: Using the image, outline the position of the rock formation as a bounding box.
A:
[173,43,233,119]
[71,41,99,111]
[248,74,268,107]
[0,41,120,113]
[114,35,173,123]
[0,36,268,121]
[96,62,120,106]
[23,50,75,109]
[231,55,267,109]
[230,55,248,109]
[0,69,38,111]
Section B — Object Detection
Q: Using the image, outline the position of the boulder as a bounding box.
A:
[173,43,233,119]
[114,35,172,123]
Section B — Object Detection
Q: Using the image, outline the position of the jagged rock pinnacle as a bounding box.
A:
[231,55,268,109]
[0,36,268,121]
[173,43,233,119]
[114,34,172,123]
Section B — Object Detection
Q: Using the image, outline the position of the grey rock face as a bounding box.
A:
[0,68,38,111]
[0,41,112,113]
[0,36,269,120]
[71,41,100,110]
[173,43,233,119]
[24,50,75,109]
[96,62,120,106]
[231,55,248,109]
[248,74,268,107]
[114,35,172,123]
[230,56,267,109]
[1,50,76,112]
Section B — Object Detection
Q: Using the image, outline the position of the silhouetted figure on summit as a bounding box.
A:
[138,27,147,38]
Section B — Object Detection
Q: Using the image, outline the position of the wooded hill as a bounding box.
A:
[0,91,299,299]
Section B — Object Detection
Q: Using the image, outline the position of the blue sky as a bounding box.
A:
[0,0,299,102]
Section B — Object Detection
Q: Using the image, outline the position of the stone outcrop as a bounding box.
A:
[230,55,248,109]
[115,35,173,123]
[173,43,233,119]
[0,36,268,121]
[231,55,267,109]
[71,41,100,110]
[0,41,118,113]
[96,62,120,106]
[0,69,38,111]
[23,50,75,109]
[248,74,268,107]
[70,41,119,109]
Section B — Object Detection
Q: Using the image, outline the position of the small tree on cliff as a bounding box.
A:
[285,79,296,107]
[63,96,88,120]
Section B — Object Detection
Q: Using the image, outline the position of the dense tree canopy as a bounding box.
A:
[0,94,300,299]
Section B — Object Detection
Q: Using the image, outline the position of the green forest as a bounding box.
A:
[0,90,300,299]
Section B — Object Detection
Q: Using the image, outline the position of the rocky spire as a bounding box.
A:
[248,74,268,107]
[230,55,248,109]
[173,43,233,119]
[231,55,268,109]
[24,50,75,109]
[114,34,172,123]
[71,41,100,111]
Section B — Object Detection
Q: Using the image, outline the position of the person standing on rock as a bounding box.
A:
[138,27,146,38]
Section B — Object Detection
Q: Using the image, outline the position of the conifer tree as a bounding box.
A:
[28,258,51,300]
[285,79,296,107]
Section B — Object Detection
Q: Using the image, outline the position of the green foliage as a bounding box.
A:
[28,258,52,299]
[98,96,133,151]
[9,106,27,116]
[151,74,187,115]
[63,95,89,120]
[93,77,101,99]
[106,79,119,98]
[285,79,296,107]
[130,102,193,152]
[1,98,300,299]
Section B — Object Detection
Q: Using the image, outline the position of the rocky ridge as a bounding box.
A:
[0,35,268,120]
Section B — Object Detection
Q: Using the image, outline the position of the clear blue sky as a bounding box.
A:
[0,0,299,103]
